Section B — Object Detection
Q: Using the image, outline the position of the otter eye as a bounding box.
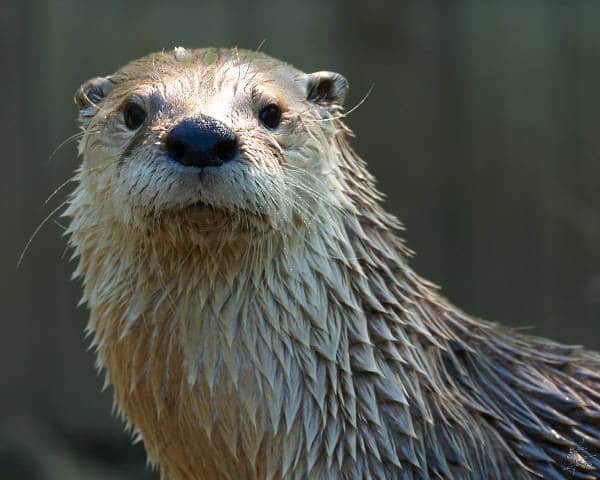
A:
[123,101,146,130]
[258,103,282,130]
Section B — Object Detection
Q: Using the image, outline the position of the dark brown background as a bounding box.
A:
[2,1,600,478]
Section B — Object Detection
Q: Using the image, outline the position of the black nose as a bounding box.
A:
[165,115,238,168]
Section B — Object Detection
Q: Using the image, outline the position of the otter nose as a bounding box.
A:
[166,115,238,168]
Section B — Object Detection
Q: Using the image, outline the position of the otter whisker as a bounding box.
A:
[255,39,267,52]
[48,129,99,162]
[41,154,116,209]
[43,175,78,206]
[302,83,375,125]
[18,200,68,268]
[53,219,67,230]
[280,166,347,216]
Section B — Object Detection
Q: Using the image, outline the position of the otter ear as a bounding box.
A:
[74,76,114,119]
[306,71,348,109]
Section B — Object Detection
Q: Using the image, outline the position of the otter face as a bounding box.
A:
[74,47,348,234]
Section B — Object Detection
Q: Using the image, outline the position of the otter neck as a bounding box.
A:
[77,196,484,475]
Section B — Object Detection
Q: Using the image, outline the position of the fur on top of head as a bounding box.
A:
[72,47,355,241]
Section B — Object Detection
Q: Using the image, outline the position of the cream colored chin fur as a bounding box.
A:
[68,54,600,480]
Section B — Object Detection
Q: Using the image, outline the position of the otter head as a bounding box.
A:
[73,47,349,244]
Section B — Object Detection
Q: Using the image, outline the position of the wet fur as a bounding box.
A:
[67,48,600,479]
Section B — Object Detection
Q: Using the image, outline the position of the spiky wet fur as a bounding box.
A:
[67,49,600,479]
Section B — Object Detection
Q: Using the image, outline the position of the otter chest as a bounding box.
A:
[103,293,330,479]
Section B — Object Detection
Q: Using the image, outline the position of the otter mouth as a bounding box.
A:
[187,200,211,211]
[183,200,240,215]
[182,200,234,216]
[178,200,270,228]
[171,196,270,228]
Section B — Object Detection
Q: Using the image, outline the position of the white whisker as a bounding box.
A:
[18,200,69,268]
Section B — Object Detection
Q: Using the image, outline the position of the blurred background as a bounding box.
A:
[2,0,600,478]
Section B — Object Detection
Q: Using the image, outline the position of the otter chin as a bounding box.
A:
[67,47,600,480]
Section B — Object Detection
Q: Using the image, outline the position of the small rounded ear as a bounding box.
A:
[306,71,348,108]
[74,76,114,119]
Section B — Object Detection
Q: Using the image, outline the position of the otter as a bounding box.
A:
[67,47,600,480]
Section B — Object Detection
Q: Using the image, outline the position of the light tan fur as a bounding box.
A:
[67,48,600,480]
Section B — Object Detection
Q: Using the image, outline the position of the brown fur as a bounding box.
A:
[67,48,600,479]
